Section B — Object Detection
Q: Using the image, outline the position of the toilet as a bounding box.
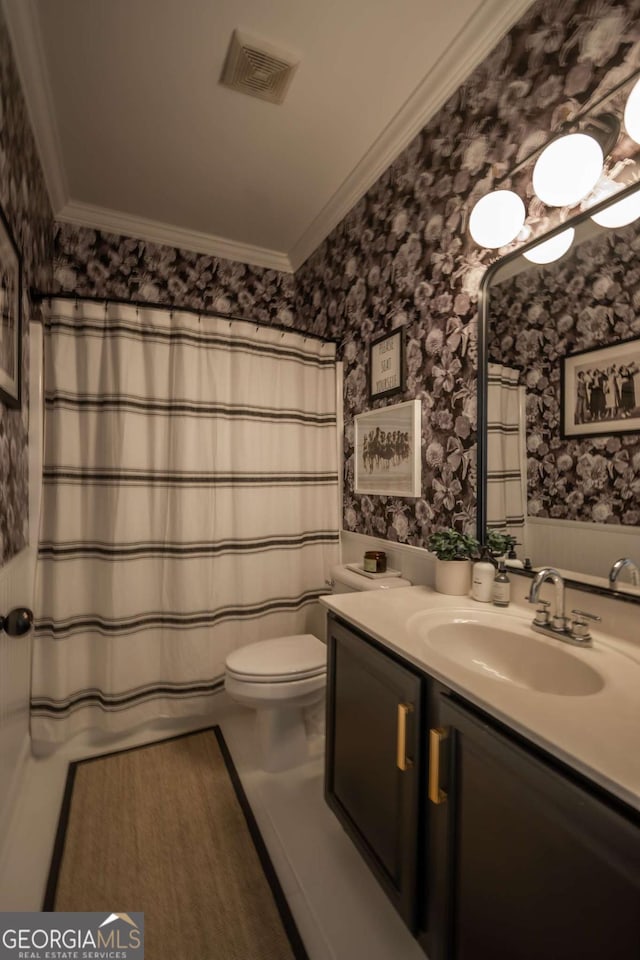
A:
[224,563,412,772]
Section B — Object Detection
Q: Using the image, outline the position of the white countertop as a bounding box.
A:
[321,586,640,814]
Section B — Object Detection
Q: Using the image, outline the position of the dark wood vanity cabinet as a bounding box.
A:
[325,614,424,930]
[325,615,640,959]
[425,689,640,960]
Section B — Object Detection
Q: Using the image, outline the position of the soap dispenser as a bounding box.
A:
[471,549,495,602]
[506,543,524,568]
[492,560,511,607]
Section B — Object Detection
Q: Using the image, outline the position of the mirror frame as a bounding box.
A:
[477,180,640,604]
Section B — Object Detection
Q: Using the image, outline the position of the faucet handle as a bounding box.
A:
[527,597,551,626]
[571,609,601,622]
[569,609,601,644]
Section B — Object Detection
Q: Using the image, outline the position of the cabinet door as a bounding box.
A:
[427,695,640,960]
[325,615,423,930]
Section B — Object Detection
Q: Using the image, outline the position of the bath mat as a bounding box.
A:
[44,727,308,960]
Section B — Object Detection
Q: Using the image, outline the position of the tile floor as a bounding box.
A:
[0,703,426,960]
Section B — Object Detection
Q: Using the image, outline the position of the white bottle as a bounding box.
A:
[471,552,495,602]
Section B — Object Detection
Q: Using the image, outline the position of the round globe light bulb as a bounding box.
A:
[591,189,640,228]
[624,78,640,144]
[523,227,575,264]
[468,190,525,248]
[532,134,603,207]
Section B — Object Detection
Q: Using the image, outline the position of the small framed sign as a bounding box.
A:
[369,329,404,400]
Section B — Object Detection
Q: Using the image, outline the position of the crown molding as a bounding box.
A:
[288,0,535,271]
[56,200,294,273]
[5,0,534,276]
[1,0,68,212]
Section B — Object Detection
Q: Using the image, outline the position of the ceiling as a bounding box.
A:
[4,0,533,271]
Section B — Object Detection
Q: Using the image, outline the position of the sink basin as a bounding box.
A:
[409,611,605,696]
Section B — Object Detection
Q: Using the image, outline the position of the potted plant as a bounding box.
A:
[427,529,479,596]
[485,530,516,560]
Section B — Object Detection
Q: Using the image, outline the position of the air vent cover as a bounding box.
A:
[220,30,298,105]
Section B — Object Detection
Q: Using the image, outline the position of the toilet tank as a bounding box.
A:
[330,563,411,594]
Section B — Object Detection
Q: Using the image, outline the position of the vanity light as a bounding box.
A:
[591,189,640,228]
[522,227,575,264]
[623,77,640,144]
[468,66,640,251]
[532,134,604,207]
[468,190,525,248]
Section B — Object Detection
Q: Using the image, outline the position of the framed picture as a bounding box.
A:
[0,203,22,408]
[561,337,640,438]
[354,399,421,497]
[369,328,404,400]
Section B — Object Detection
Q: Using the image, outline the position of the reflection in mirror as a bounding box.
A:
[480,183,640,600]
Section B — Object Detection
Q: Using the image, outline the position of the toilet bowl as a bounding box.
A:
[225,634,326,772]
[224,563,412,772]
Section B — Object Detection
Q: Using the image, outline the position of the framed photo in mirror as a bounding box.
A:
[0,202,22,408]
[561,336,640,438]
[354,398,421,497]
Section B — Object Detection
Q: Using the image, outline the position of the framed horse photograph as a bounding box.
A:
[354,399,421,497]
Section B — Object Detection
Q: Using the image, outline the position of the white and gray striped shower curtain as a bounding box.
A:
[486,362,525,542]
[31,298,339,742]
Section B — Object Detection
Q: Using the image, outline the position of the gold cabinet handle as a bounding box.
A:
[396,703,414,771]
[429,727,448,804]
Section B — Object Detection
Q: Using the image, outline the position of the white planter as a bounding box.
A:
[434,558,471,596]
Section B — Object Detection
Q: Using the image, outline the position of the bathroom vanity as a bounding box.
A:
[322,588,640,960]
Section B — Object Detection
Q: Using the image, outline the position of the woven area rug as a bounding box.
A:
[44,727,308,960]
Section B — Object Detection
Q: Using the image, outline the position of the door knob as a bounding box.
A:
[0,607,34,636]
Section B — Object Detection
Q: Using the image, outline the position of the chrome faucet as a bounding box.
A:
[528,567,567,632]
[527,566,600,647]
[608,557,640,590]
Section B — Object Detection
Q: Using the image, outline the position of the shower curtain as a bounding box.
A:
[486,363,525,543]
[31,298,339,742]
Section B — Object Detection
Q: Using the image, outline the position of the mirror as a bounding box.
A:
[479,181,640,601]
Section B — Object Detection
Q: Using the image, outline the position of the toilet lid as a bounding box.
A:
[225,635,327,683]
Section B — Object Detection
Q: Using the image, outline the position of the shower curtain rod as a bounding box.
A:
[29,288,339,346]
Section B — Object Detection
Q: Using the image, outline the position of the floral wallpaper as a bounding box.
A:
[489,223,640,526]
[53,224,296,327]
[9,0,640,558]
[0,10,54,566]
[294,0,640,547]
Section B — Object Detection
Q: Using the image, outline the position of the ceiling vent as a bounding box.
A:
[220,30,298,105]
